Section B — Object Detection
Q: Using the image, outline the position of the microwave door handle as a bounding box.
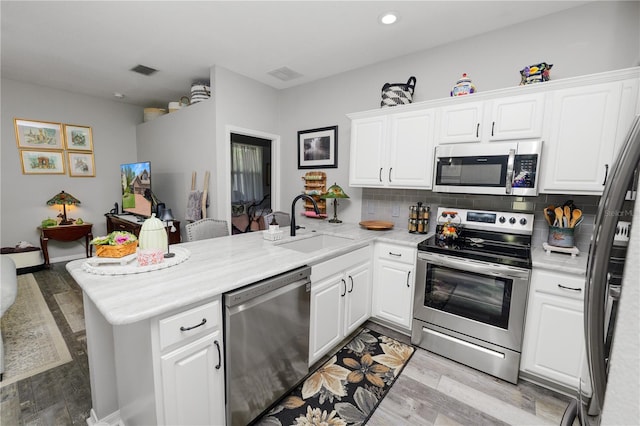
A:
[505,148,515,194]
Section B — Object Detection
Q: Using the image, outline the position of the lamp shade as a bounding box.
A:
[46,190,81,207]
[321,183,349,199]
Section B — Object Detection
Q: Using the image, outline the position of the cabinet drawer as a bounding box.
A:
[312,246,371,282]
[531,268,585,300]
[158,299,221,350]
[376,242,416,265]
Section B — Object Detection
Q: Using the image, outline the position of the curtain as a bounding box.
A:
[231,143,263,202]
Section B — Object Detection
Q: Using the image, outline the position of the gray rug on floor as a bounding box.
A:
[1,274,72,387]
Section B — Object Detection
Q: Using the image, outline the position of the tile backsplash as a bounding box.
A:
[360,188,605,252]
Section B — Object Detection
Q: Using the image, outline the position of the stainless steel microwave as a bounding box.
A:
[433,140,542,196]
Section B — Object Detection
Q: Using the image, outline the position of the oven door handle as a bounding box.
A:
[419,253,529,280]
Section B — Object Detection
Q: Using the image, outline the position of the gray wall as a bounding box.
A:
[1,79,140,261]
[277,1,640,225]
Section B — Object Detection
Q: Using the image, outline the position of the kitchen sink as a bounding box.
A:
[276,234,353,253]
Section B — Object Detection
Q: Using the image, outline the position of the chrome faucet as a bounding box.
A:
[290,194,320,236]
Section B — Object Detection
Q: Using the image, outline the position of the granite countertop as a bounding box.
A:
[66,219,429,326]
[531,245,589,276]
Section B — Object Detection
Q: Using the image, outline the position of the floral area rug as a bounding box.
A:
[254,328,415,426]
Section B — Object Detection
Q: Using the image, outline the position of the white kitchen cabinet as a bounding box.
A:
[520,268,590,394]
[309,246,372,365]
[160,330,224,426]
[349,108,435,189]
[541,79,639,194]
[372,242,416,330]
[437,93,545,144]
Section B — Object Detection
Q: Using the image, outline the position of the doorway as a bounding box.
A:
[230,133,273,234]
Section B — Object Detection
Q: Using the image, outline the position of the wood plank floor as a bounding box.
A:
[1,263,573,425]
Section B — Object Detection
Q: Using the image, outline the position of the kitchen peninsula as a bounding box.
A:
[66,220,425,426]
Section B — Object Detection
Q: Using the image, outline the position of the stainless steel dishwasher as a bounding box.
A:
[224,266,311,426]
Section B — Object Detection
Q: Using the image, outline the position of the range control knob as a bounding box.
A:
[499,216,506,223]
[509,217,516,224]
[520,218,528,226]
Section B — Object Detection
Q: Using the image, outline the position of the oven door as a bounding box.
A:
[414,252,531,352]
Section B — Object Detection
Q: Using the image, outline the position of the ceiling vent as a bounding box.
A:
[130,64,158,76]
[268,67,303,82]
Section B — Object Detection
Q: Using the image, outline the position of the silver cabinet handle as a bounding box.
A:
[389,252,401,257]
[603,164,609,186]
[476,123,480,138]
[341,278,347,297]
[558,284,582,292]
[348,276,354,293]
[388,168,392,182]
[406,271,411,287]
[379,168,383,182]
[491,121,495,137]
[214,340,221,369]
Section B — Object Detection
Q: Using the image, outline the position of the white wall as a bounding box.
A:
[277,1,640,224]
[136,99,216,231]
[1,79,140,261]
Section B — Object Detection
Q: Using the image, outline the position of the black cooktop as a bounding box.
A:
[418,228,532,269]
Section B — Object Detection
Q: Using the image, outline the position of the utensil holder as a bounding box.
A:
[547,226,574,248]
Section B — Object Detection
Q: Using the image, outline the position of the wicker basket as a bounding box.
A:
[96,242,138,258]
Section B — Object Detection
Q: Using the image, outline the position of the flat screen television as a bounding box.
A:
[120,161,152,218]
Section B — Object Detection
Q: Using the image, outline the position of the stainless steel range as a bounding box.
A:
[412,207,534,384]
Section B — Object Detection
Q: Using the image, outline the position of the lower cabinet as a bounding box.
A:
[160,330,224,426]
[309,246,372,365]
[520,268,590,394]
[371,242,416,330]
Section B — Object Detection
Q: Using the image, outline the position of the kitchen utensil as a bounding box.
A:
[554,207,564,227]
[564,206,571,227]
[570,209,583,228]
[543,207,553,226]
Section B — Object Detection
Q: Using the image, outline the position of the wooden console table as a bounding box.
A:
[39,223,93,267]
[106,214,181,245]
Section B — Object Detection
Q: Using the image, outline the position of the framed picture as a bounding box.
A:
[14,118,63,149]
[64,124,93,151]
[297,125,338,169]
[19,149,66,174]
[67,151,95,177]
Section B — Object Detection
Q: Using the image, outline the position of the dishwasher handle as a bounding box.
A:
[224,266,311,308]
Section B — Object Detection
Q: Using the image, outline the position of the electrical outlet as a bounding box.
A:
[391,204,400,217]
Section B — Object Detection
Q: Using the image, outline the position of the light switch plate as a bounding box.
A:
[392,204,400,217]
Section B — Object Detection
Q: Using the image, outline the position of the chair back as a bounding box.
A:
[185,219,229,242]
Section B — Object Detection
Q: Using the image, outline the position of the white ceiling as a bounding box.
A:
[1,1,591,107]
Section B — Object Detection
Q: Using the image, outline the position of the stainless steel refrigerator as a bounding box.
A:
[562,115,640,425]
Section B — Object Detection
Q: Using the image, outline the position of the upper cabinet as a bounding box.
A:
[541,78,639,194]
[437,93,545,144]
[349,108,435,189]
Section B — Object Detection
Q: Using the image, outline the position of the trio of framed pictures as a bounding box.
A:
[14,118,95,177]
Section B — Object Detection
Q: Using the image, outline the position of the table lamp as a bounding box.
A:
[321,183,349,223]
[46,190,81,225]
[159,208,175,258]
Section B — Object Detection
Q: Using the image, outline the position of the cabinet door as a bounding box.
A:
[161,331,225,426]
[521,291,586,390]
[349,116,387,186]
[488,93,545,141]
[343,262,372,336]
[388,109,436,188]
[542,82,623,193]
[373,259,415,329]
[309,274,345,365]
[437,101,483,144]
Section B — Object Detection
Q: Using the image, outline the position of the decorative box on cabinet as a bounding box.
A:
[520,268,591,395]
[437,93,545,144]
[371,242,416,331]
[106,214,181,244]
[348,108,435,189]
[309,246,372,365]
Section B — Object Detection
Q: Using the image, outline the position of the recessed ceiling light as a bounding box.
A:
[379,12,398,25]
[113,92,125,99]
